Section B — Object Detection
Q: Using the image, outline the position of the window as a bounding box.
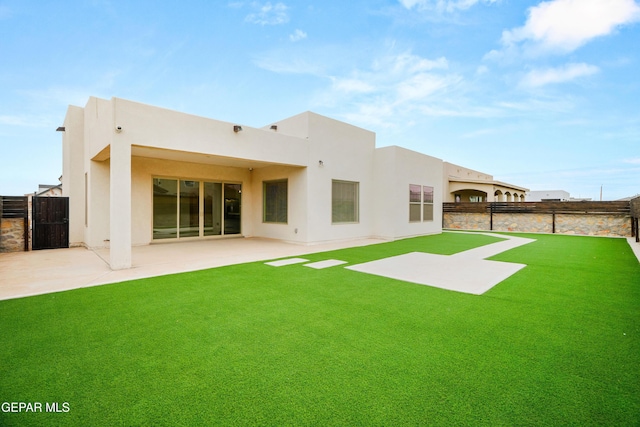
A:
[332,180,359,223]
[423,185,434,221]
[409,184,434,222]
[263,180,288,223]
[409,184,422,222]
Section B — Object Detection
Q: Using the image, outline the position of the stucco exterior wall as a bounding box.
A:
[374,146,443,240]
[113,98,309,167]
[84,97,114,160]
[304,113,377,244]
[85,159,110,248]
[249,165,308,243]
[62,105,85,247]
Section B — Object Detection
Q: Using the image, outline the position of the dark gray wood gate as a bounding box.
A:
[32,197,69,250]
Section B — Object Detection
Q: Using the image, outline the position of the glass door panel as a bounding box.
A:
[204,182,222,236]
[153,178,178,239]
[224,183,241,235]
[179,180,200,237]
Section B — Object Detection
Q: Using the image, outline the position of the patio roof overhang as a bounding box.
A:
[92,145,308,170]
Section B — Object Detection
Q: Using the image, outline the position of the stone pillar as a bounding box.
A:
[109,135,132,270]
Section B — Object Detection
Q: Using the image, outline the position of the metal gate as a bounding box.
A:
[32,197,69,250]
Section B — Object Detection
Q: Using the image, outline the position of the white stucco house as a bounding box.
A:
[61,97,444,269]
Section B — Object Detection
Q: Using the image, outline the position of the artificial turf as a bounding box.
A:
[1,232,639,426]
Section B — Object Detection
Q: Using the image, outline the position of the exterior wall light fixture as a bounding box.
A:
[234,125,243,133]
[270,125,278,131]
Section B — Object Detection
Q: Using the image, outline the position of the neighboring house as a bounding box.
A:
[444,162,528,202]
[526,190,570,202]
[61,97,445,269]
[33,183,63,197]
[617,194,640,201]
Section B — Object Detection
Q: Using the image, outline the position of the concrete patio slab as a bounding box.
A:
[347,252,527,295]
[0,237,385,301]
[452,235,536,260]
[265,258,310,267]
[303,259,347,269]
[346,232,535,295]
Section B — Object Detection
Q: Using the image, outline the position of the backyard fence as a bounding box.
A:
[631,196,640,243]
[443,201,632,237]
[0,196,29,252]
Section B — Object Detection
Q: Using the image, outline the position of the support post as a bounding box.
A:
[109,133,132,270]
[489,203,493,231]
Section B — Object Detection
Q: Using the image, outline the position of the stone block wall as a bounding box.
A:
[0,218,26,252]
[444,212,631,237]
[492,213,553,233]
[443,212,490,230]
[555,214,630,237]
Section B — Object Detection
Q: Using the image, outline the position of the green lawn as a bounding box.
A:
[1,232,639,426]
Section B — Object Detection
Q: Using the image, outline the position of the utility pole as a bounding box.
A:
[600,185,603,201]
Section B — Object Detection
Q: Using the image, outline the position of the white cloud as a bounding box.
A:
[314,50,468,126]
[257,45,518,126]
[254,55,324,75]
[476,65,489,74]
[396,73,456,102]
[521,63,600,87]
[399,0,499,13]
[623,158,640,164]
[331,78,375,94]
[245,2,289,25]
[501,0,640,54]
[289,29,307,42]
[382,53,449,74]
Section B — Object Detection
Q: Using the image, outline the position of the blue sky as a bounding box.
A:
[1,0,639,200]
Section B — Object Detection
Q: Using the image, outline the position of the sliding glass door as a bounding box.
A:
[153,178,240,240]
[180,180,200,237]
[153,179,178,239]
[204,182,222,236]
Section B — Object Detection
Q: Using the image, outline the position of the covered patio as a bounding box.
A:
[0,237,385,301]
